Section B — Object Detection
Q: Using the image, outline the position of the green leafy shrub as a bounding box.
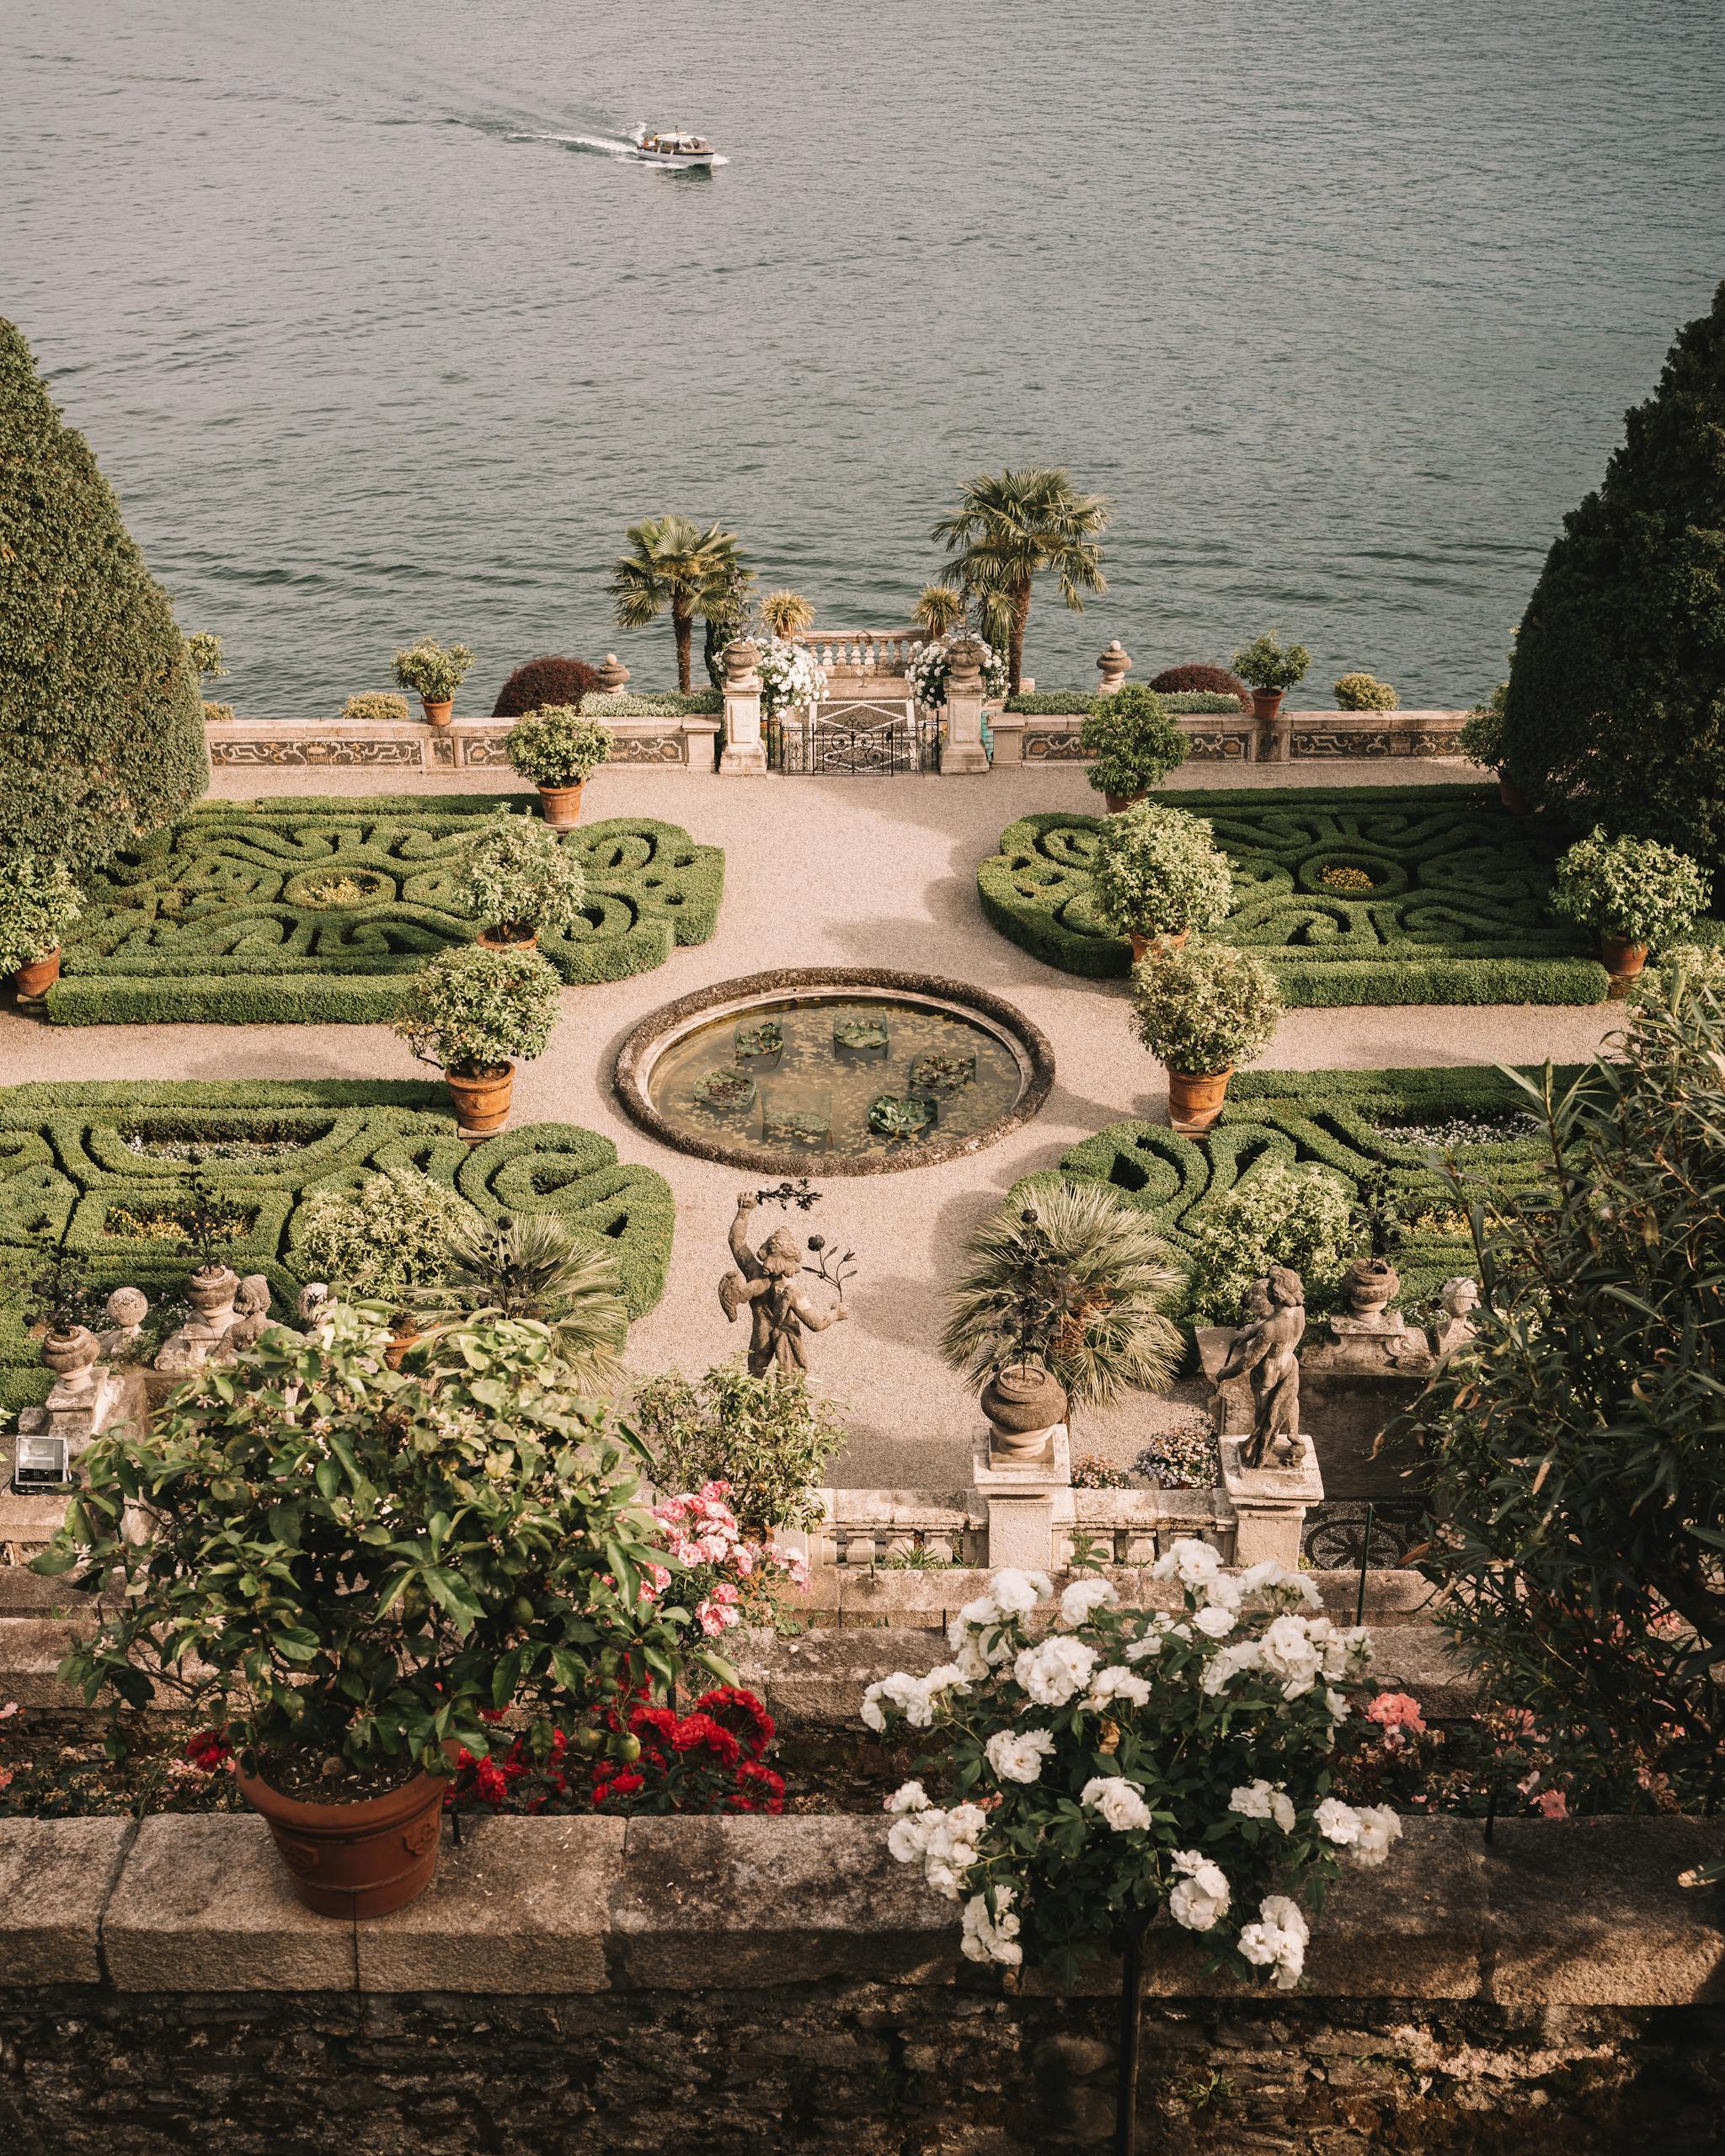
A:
[292,1169,477,1303]
[492,655,602,718]
[393,638,474,702]
[1501,281,1725,867]
[505,707,617,787]
[632,1361,846,1533]
[1413,969,1725,1815]
[1456,688,1507,772]
[1090,803,1231,940]
[1007,690,1099,715]
[1332,672,1399,711]
[394,943,562,1075]
[0,853,82,972]
[584,689,723,717]
[184,632,226,683]
[1230,632,1311,694]
[39,1310,702,1780]
[1079,683,1188,799]
[341,691,412,724]
[459,811,588,941]
[1130,942,1283,1075]
[1183,1161,1354,1320]
[407,1212,627,1390]
[0,318,207,876]
[200,701,236,723]
[1551,827,1708,949]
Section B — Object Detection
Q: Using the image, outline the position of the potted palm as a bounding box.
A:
[1551,826,1709,981]
[503,707,616,828]
[393,638,475,727]
[912,584,966,639]
[760,590,816,640]
[1092,803,1233,962]
[1230,631,1311,725]
[457,810,589,948]
[0,851,83,1001]
[38,1308,700,1918]
[185,631,231,720]
[393,942,562,1137]
[1130,940,1283,1134]
[409,1212,628,1391]
[1079,684,1189,809]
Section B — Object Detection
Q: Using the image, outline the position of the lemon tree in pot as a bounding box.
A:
[1230,629,1311,725]
[392,637,474,727]
[36,1306,703,1917]
[1078,683,1188,810]
[1091,803,1232,963]
[1551,826,1709,982]
[1130,940,1283,1134]
[393,942,562,1138]
[457,809,589,950]
[503,707,617,828]
[0,851,82,1001]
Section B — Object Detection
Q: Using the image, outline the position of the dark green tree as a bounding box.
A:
[1502,282,1725,869]
[0,319,206,873]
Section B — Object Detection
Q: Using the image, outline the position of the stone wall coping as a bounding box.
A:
[0,1812,1718,2006]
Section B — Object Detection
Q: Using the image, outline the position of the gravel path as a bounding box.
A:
[0,758,1618,1486]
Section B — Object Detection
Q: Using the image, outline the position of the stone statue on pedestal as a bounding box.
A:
[719,1192,846,1377]
[1215,1265,1306,1468]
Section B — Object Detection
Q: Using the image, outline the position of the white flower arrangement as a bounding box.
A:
[756,637,828,721]
[864,1544,1403,1989]
[907,633,1010,710]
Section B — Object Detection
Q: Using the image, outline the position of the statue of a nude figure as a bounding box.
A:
[1215,1264,1306,1468]
[719,1193,846,1377]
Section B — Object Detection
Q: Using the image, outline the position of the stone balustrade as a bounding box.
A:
[203,710,719,774]
[793,628,925,678]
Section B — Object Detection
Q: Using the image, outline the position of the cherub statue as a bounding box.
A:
[1432,1276,1481,1359]
[221,1274,275,1358]
[719,1192,846,1377]
[1215,1265,1306,1468]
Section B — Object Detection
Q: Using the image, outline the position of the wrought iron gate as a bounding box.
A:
[768,698,940,776]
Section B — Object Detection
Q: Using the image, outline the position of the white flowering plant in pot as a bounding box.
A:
[756,638,827,722]
[908,633,1009,709]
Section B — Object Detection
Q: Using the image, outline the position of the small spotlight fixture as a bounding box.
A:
[12,1431,70,1492]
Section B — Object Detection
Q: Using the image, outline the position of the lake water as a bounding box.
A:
[5,0,1721,715]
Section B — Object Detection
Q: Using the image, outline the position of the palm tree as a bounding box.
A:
[912,584,965,639]
[409,1211,628,1391]
[931,467,1109,691]
[941,1182,1181,1413]
[760,590,815,641]
[611,516,748,693]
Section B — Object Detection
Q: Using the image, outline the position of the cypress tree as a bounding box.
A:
[0,318,206,874]
[1502,282,1725,870]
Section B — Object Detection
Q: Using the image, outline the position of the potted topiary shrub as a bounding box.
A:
[1091,803,1233,963]
[503,707,617,828]
[393,638,474,727]
[1230,631,1311,725]
[1130,940,1284,1134]
[1551,826,1709,981]
[457,810,589,950]
[1332,671,1399,711]
[38,1307,701,1918]
[1079,684,1189,809]
[393,942,562,1136]
[0,851,83,1001]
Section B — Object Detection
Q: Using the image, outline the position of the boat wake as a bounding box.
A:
[515,129,729,168]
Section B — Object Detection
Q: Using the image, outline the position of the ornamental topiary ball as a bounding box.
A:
[1147,663,1250,709]
[492,655,602,719]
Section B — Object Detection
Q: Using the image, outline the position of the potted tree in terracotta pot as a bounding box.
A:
[1079,683,1189,810]
[36,1306,701,1919]
[1551,826,1709,984]
[503,707,617,829]
[393,637,475,727]
[176,1172,242,1321]
[1230,630,1311,727]
[456,809,589,952]
[1092,803,1234,964]
[1130,940,1283,1134]
[0,851,83,1001]
[393,942,561,1138]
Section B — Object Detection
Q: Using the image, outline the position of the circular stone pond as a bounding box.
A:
[615,968,1055,1174]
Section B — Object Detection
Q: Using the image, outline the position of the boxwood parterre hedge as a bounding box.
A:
[0,1081,676,1412]
[48,794,724,1024]
[978,785,1624,1005]
[1012,1062,1574,1311]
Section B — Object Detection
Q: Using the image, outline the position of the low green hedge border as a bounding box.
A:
[0,1081,676,1407]
[978,786,1633,1006]
[48,798,724,1025]
[1013,1061,1578,1311]
[585,690,723,718]
[1005,691,1244,717]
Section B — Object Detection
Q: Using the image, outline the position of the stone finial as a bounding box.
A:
[98,1286,150,1364]
[222,1274,275,1358]
[945,633,986,685]
[1096,639,1131,694]
[724,637,761,687]
[596,652,630,696]
[1432,1276,1481,1358]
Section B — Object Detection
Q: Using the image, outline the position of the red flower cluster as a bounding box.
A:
[182,1729,234,1774]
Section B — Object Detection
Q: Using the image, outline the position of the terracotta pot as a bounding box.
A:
[237,1754,450,1919]
[382,1317,419,1372]
[537,782,585,830]
[446,1061,514,1139]
[1166,1065,1233,1134]
[1600,933,1648,980]
[1129,928,1188,966]
[1497,774,1529,815]
[1103,789,1147,814]
[477,926,538,953]
[421,697,454,728]
[187,1265,239,1316]
[1249,688,1284,723]
[980,1364,1068,1455]
[13,947,61,999]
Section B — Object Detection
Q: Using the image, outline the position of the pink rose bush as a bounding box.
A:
[866,1545,1402,1988]
[651,1481,809,1637]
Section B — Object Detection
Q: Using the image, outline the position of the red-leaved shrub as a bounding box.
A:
[1148,663,1250,707]
[492,656,601,718]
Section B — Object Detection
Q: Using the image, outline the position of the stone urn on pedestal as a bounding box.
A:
[41,1324,101,1395]
[980,1363,1068,1460]
[1341,1256,1399,1322]
[187,1264,240,1325]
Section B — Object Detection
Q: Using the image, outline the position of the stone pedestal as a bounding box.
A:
[1220,1433,1324,1569]
[940,636,991,775]
[40,1363,149,1470]
[1302,1311,1434,1380]
[718,638,766,776]
[971,1426,1072,1570]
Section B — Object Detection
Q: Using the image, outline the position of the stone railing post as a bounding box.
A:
[1096,639,1131,696]
[971,1426,1072,1569]
[1219,1434,1324,1569]
[939,633,991,776]
[718,637,766,776]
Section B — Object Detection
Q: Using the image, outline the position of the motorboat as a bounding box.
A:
[627,125,718,168]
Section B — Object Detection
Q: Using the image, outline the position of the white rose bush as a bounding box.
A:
[907,632,1010,709]
[863,1543,1402,2004]
[756,638,827,721]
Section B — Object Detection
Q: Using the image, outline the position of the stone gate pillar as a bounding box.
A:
[719,637,766,776]
[940,634,991,775]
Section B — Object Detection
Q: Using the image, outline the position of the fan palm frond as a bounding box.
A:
[410,1211,628,1390]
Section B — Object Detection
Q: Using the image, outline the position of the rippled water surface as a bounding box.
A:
[5,0,1721,712]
